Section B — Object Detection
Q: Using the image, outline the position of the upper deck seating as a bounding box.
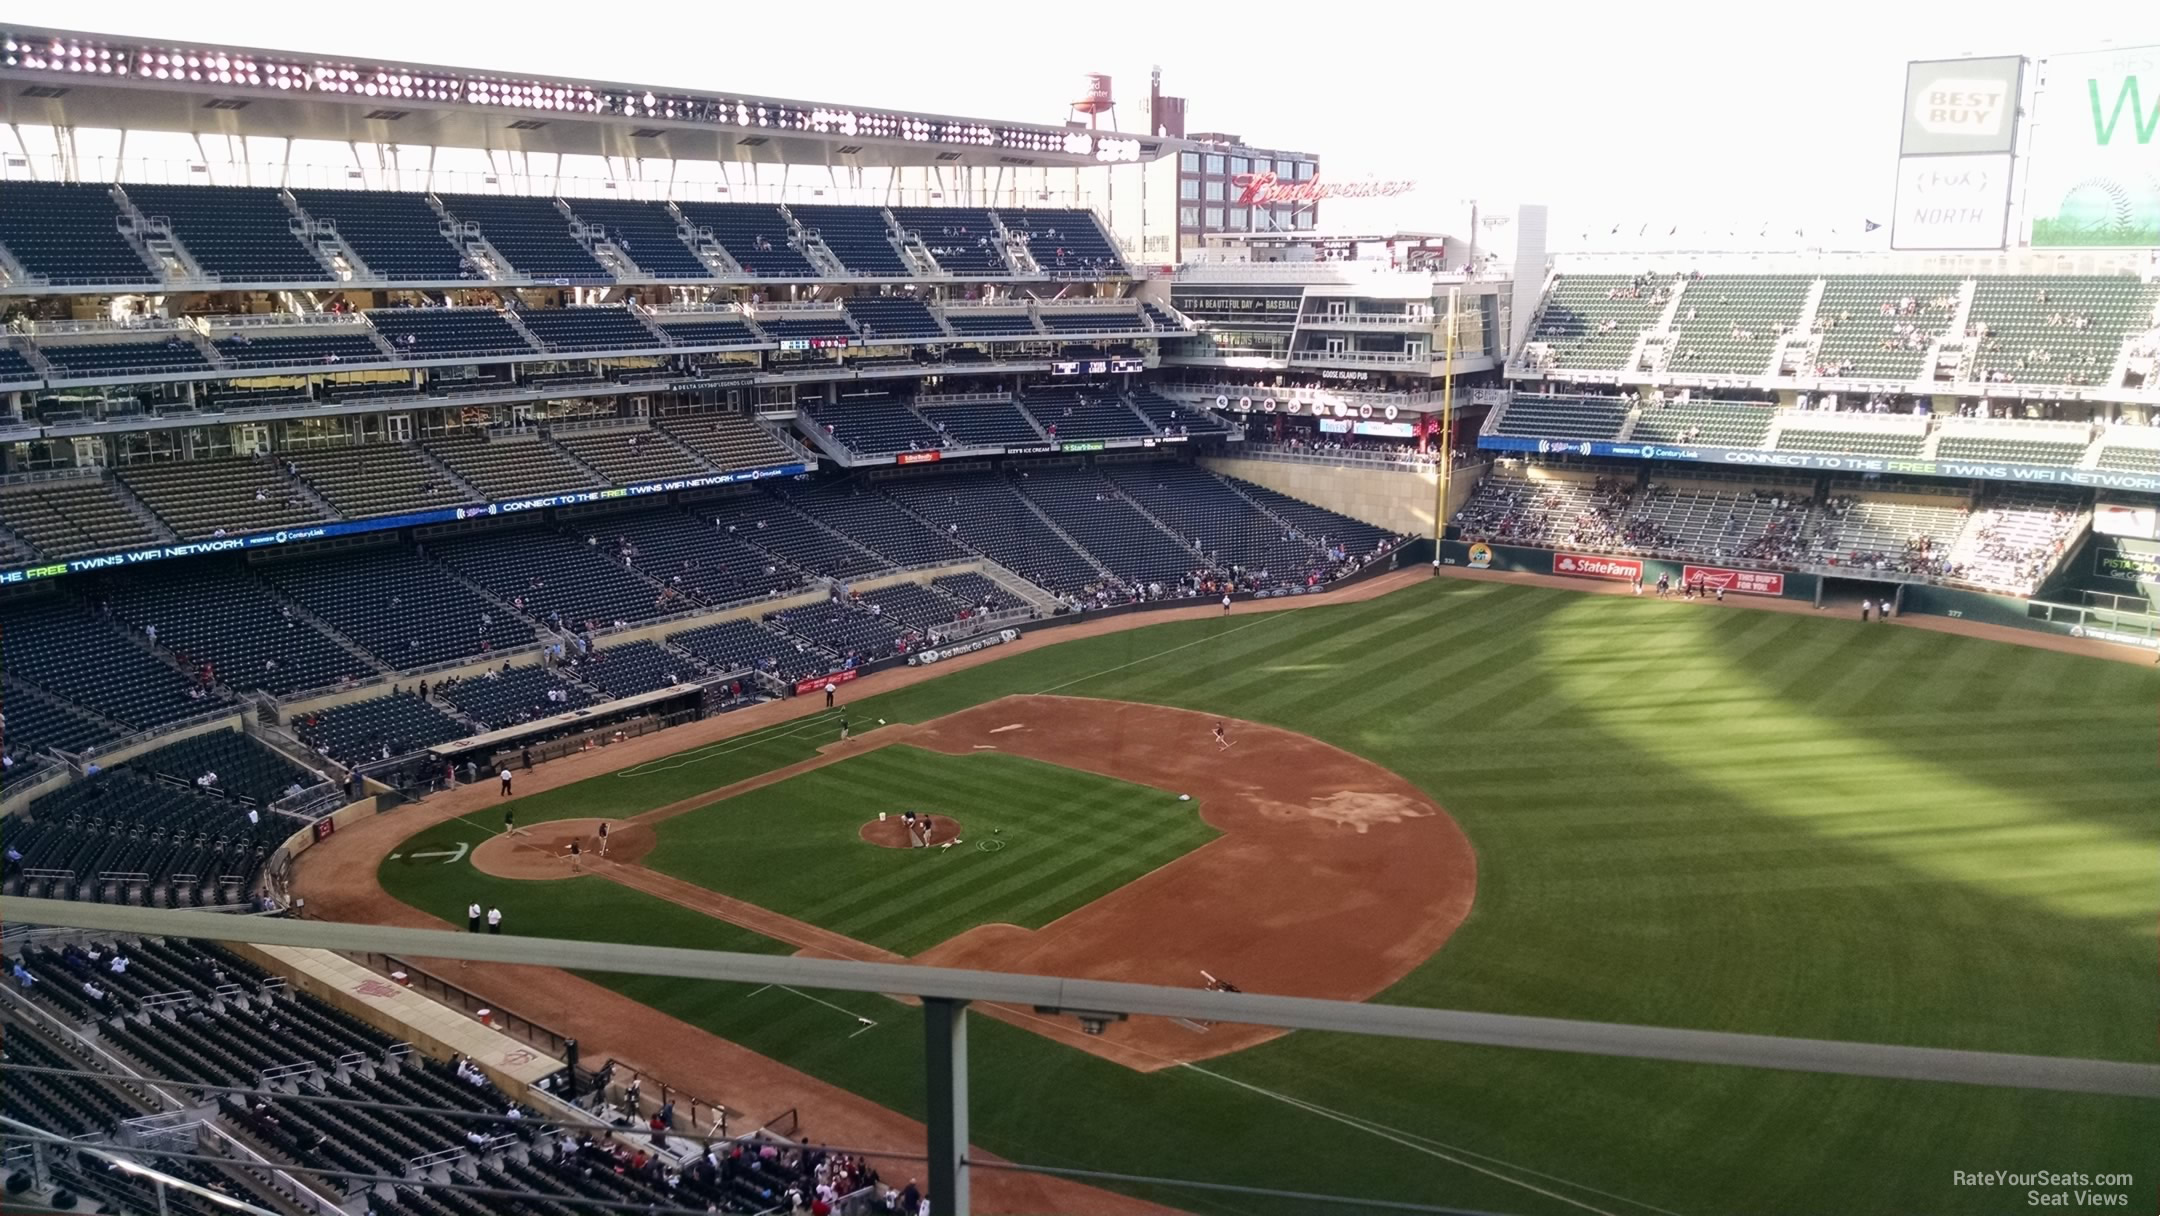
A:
[790,205,910,276]
[116,458,328,540]
[437,193,607,280]
[288,189,475,281]
[0,182,157,285]
[563,198,714,279]
[124,184,330,283]
[674,203,816,277]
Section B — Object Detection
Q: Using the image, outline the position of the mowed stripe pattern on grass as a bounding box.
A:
[642,745,1220,957]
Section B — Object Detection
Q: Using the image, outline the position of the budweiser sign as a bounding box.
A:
[1232,171,1417,207]
[1682,565,1786,596]
[1552,553,1641,582]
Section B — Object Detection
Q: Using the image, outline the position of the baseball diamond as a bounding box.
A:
[4,18,2160,1216]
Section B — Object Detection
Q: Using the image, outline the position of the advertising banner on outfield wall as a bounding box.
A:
[2094,544,2160,584]
[1478,435,2160,494]
[1890,153,2015,250]
[2027,45,2160,247]
[1553,552,1642,581]
[1900,56,2025,156]
[1682,565,1787,596]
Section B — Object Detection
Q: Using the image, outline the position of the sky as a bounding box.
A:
[4,0,2151,249]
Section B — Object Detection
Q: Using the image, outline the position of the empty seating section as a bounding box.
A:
[2095,442,2160,473]
[676,203,815,276]
[574,639,697,697]
[860,581,967,628]
[1492,394,1632,440]
[1934,430,2089,467]
[123,184,329,282]
[1666,276,1809,375]
[259,546,533,669]
[1811,276,1958,379]
[810,393,940,455]
[767,600,908,661]
[1129,388,1231,434]
[5,685,120,757]
[1101,463,1320,576]
[425,436,598,500]
[791,204,909,275]
[1629,400,1776,446]
[917,399,1041,446]
[104,564,369,696]
[668,616,823,678]
[845,295,948,340]
[758,313,857,342]
[563,198,713,279]
[0,182,156,285]
[884,471,1101,590]
[293,690,469,765]
[1013,466,1199,584]
[1001,208,1122,275]
[0,598,213,729]
[0,345,36,384]
[512,306,661,352]
[40,339,211,380]
[1531,274,1671,369]
[125,730,312,804]
[288,445,471,519]
[573,508,804,605]
[366,309,534,359]
[0,479,162,559]
[705,494,886,579]
[1775,426,1926,458]
[553,428,708,484]
[1019,386,1152,440]
[1040,308,1147,334]
[1229,476,1397,556]
[430,529,674,628]
[213,329,388,369]
[438,665,596,729]
[1966,276,2156,387]
[659,413,796,470]
[438,193,605,279]
[942,310,1040,337]
[1143,303,1188,331]
[652,315,762,346]
[893,207,1008,275]
[3,771,273,906]
[774,480,969,567]
[117,458,328,539]
[1,1023,139,1135]
[1625,482,1813,563]
[289,189,472,281]
[932,570,1018,610]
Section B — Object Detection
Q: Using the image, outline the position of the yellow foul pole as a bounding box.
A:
[1432,286,1460,565]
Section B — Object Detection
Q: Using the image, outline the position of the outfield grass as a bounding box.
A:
[641,745,1217,956]
[379,579,2160,1215]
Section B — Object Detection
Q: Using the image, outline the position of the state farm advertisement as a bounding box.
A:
[1552,553,1641,582]
[1683,565,1786,596]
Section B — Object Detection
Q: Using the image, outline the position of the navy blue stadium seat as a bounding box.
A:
[0,182,157,286]
[674,203,816,277]
[123,184,330,282]
[367,308,536,359]
[289,189,475,281]
[562,198,715,280]
[437,194,608,281]
[845,295,947,341]
[791,204,909,276]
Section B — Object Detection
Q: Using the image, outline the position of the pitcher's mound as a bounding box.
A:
[860,815,963,850]
[472,818,656,878]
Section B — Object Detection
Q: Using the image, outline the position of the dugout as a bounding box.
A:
[426,681,714,777]
[1815,575,1910,616]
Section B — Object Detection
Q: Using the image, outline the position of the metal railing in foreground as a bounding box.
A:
[3,899,2155,1216]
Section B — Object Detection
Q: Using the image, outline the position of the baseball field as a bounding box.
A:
[352,574,2159,1215]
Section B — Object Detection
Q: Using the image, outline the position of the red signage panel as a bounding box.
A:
[794,668,860,697]
[1682,565,1786,596]
[895,451,942,465]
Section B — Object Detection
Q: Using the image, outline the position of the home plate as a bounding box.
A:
[989,723,1027,734]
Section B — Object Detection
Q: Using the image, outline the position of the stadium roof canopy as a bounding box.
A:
[0,24,1174,170]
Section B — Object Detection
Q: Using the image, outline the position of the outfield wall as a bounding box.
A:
[1438,541,1822,602]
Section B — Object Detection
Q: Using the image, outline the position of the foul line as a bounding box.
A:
[615,710,842,777]
[1034,612,1288,696]
[1180,1064,1677,1216]
[746,984,880,1037]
